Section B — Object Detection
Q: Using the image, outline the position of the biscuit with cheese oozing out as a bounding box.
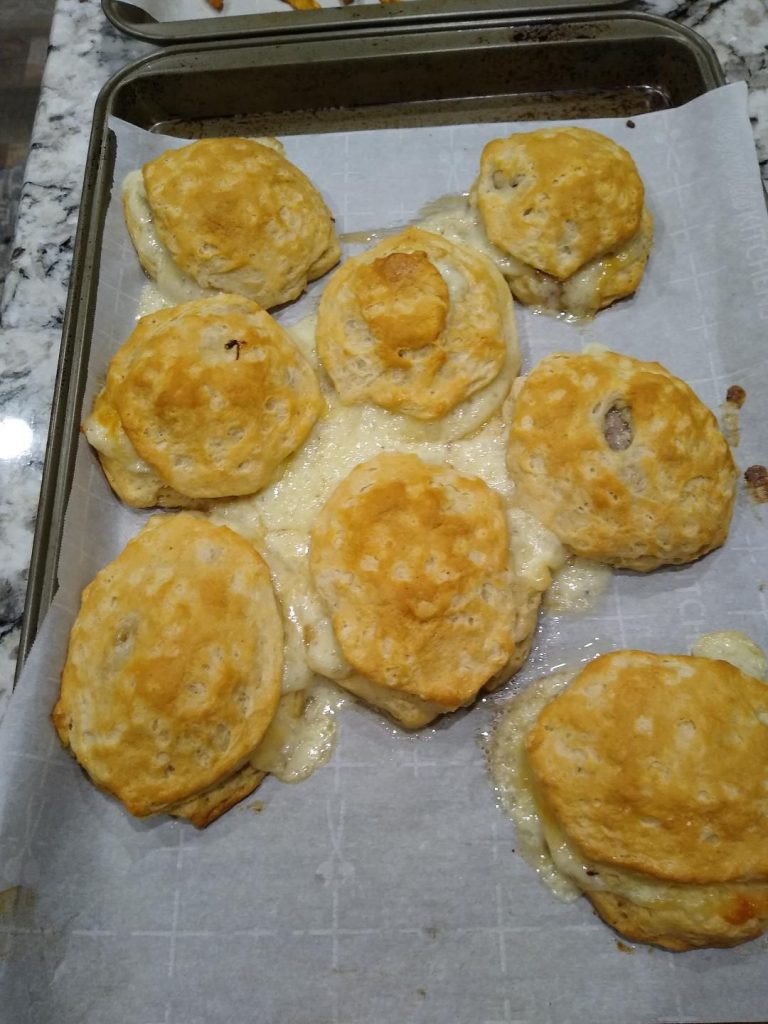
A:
[309,452,540,727]
[470,127,652,317]
[315,227,519,440]
[123,137,340,309]
[83,295,323,508]
[52,514,285,825]
[509,650,768,951]
[506,350,737,571]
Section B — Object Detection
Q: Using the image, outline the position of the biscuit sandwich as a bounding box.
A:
[84,294,323,508]
[53,514,292,827]
[315,227,520,441]
[308,452,541,728]
[489,646,768,950]
[122,137,340,308]
[506,349,737,570]
[470,126,653,317]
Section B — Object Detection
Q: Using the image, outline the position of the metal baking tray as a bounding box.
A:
[102,0,625,45]
[17,11,725,677]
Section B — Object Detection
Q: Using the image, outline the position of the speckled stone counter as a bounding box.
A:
[0,0,766,716]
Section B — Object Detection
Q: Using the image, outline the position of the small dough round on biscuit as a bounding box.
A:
[310,452,535,717]
[126,137,340,309]
[84,295,323,507]
[53,514,284,821]
[316,227,519,429]
[471,127,651,316]
[522,650,768,950]
[506,350,737,570]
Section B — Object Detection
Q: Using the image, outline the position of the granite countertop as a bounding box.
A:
[0,0,766,717]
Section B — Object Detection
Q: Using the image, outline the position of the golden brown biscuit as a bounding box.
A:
[84,295,323,507]
[309,452,538,721]
[316,228,518,425]
[168,762,268,829]
[507,350,737,570]
[53,514,284,821]
[588,885,768,953]
[338,620,537,730]
[521,651,768,950]
[470,127,651,316]
[506,208,653,318]
[126,138,340,309]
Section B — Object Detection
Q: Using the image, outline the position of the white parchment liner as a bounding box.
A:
[1,84,767,1024]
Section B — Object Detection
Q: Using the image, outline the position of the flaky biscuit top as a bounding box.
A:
[507,350,737,570]
[316,227,516,421]
[102,295,323,500]
[525,651,768,885]
[53,515,284,816]
[142,138,340,308]
[310,453,519,707]
[472,127,645,279]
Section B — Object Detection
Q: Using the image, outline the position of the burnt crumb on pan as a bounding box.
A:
[745,465,768,503]
[603,403,633,451]
[721,384,746,448]
[625,120,636,129]
[616,940,635,954]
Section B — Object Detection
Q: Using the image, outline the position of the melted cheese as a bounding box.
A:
[418,195,647,319]
[83,415,155,476]
[505,508,567,592]
[137,283,174,318]
[488,669,580,901]
[209,314,564,698]
[250,682,344,783]
[418,195,528,280]
[691,631,767,681]
[544,557,612,614]
[122,170,214,305]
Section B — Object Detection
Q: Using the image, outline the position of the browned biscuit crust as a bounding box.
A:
[310,453,522,708]
[316,227,516,421]
[169,762,268,829]
[472,127,644,279]
[507,208,653,318]
[142,138,340,308]
[526,651,768,885]
[507,350,737,570]
[588,885,768,952]
[88,296,322,505]
[53,514,284,818]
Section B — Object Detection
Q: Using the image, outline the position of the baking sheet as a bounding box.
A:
[100,0,630,44]
[2,82,768,1024]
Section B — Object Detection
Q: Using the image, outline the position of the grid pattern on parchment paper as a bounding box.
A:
[0,85,767,1024]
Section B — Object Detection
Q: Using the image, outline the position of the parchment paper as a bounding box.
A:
[1,83,768,1024]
